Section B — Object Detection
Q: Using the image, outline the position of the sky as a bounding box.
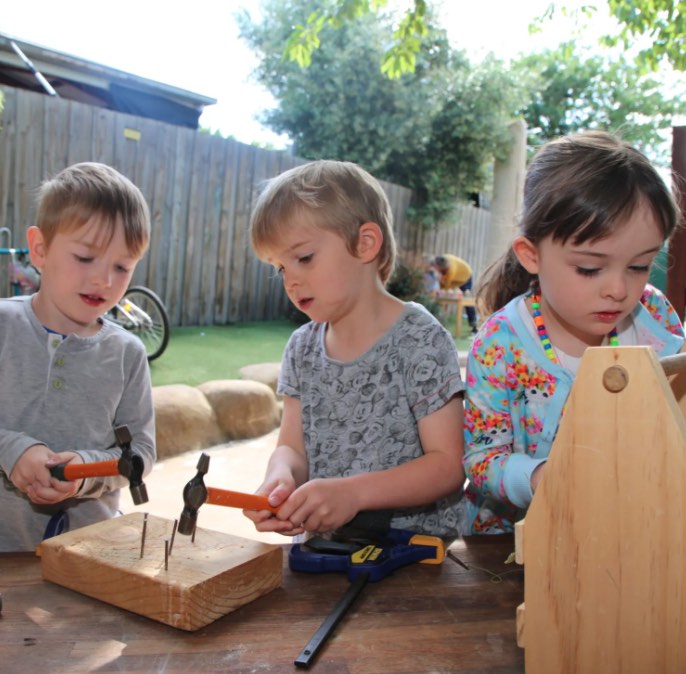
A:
[0,0,640,148]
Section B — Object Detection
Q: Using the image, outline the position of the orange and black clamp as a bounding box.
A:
[177,452,278,535]
[49,426,149,505]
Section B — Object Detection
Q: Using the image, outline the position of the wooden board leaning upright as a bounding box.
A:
[516,346,686,673]
[40,512,283,631]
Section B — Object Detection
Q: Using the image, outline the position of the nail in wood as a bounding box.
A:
[164,539,169,571]
[140,513,148,559]
[169,518,178,556]
[191,521,197,543]
[447,550,469,570]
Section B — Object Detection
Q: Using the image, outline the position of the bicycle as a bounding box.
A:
[0,239,170,362]
[105,286,170,361]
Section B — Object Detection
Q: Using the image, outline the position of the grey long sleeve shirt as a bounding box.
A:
[0,295,156,551]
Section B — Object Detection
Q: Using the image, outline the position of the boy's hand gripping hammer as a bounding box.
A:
[49,426,149,504]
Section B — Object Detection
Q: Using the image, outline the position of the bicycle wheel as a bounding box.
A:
[114,286,170,361]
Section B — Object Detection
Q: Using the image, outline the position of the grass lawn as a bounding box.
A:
[148,321,297,387]
[149,318,473,387]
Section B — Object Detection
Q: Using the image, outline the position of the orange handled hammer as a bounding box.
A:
[177,452,278,535]
[49,426,148,505]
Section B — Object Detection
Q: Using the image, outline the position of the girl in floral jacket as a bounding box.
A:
[463,131,685,534]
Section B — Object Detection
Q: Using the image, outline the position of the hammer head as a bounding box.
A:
[114,425,149,505]
[178,453,210,535]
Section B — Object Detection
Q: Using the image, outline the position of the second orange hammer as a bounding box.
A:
[177,452,277,535]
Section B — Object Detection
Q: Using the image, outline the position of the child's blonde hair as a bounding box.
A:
[250,160,396,283]
[36,162,150,257]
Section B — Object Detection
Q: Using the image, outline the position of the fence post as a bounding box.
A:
[486,119,526,269]
[667,126,686,319]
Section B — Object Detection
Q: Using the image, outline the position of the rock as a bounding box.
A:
[198,380,280,440]
[152,384,223,460]
[239,362,281,398]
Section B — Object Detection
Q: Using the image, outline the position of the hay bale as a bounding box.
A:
[199,380,280,440]
[152,384,223,459]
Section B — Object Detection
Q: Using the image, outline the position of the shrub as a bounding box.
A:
[387,259,441,317]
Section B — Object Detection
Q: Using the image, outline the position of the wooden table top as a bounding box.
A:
[0,535,523,674]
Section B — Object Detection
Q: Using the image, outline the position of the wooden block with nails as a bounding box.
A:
[39,512,282,631]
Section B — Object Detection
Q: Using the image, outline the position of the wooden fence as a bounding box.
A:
[0,85,491,326]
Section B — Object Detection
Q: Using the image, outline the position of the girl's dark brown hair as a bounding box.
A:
[478,131,678,315]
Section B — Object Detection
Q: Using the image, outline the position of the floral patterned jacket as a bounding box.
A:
[463,284,685,534]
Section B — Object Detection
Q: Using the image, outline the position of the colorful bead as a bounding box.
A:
[530,293,618,363]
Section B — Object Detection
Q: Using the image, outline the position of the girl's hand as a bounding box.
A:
[531,463,546,493]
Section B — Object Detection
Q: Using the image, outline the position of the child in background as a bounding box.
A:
[433,254,477,333]
[245,160,466,538]
[422,255,441,296]
[463,131,684,534]
[0,162,156,551]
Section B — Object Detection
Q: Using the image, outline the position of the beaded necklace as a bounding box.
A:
[530,294,619,363]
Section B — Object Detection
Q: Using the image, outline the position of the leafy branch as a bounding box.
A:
[284,0,428,78]
[604,0,686,71]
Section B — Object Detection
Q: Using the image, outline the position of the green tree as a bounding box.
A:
[283,0,428,79]
[532,1,686,73]
[515,42,686,163]
[237,0,526,225]
[604,0,686,71]
[285,1,686,77]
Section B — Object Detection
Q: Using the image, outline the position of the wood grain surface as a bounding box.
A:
[39,513,282,630]
[522,347,686,674]
[0,535,523,674]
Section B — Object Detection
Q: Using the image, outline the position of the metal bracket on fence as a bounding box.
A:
[0,227,11,249]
